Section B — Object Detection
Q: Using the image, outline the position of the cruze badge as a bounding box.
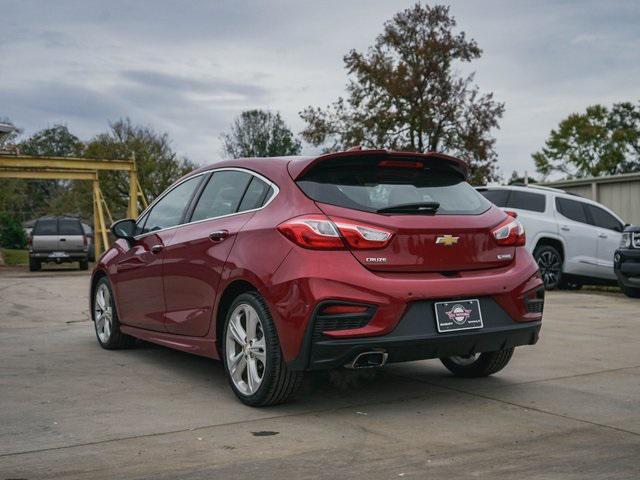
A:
[435,235,459,246]
[365,257,387,263]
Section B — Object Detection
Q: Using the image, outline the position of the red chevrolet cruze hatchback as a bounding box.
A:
[91,149,544,406]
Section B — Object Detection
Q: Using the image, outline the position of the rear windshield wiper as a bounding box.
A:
[376,202,440,214]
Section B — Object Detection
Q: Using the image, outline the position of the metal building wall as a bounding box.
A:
[544,173,640,225]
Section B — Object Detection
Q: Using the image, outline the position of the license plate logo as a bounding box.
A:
[435,299,483,333]
[446,304,473,325]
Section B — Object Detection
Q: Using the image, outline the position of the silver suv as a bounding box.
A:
[477,185,626,289]
[29,216,90,271]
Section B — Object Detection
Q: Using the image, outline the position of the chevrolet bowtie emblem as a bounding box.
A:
[435,235,459,246]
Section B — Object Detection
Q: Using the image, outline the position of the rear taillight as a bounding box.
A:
[277,215,393,250]
[492,217,526,246]
[28,234,33,250]
[83,235,88,248]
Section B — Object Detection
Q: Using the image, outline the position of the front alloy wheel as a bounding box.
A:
[92,277,134,349]
[222,292,303,406]
[94,283,113,344]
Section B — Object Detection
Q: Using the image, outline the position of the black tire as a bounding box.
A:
[621,285,640,298]
[222,292,303,407]
[559,278,582,290]
[29,257,41,272]
[79,257,89,271]
[92,277,135,349]
[441,348,514,378]
[534,245,562,290]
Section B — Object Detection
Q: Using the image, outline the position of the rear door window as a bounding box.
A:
[507,191,546,212]
[297,160,490,215]
[34,219,58,235]
[585,204,623,232]
[238,177,272,212]
[190,171,252,222]
[556,197,588,224]
[478,189,509,207]
[58,219,83,235]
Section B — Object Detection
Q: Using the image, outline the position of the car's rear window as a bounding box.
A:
[33,219,58,235]
[297,160,490,215]
[58,219,83,235]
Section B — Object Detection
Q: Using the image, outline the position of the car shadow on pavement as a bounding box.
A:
[122,338,514,408]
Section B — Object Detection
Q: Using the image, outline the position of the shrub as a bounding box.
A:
[0,214,27,249]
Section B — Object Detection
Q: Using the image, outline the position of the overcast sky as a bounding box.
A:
[2,0,639,180]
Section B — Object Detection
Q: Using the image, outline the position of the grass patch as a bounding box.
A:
[1,248,29,265]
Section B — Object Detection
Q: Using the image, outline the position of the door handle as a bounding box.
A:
[561,226,570,232]
[150,244,164,254]
[598,233,607,239]
[59,238,66,241]
[209,230,230,242]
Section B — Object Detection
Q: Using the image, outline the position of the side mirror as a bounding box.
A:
[111,218,137,243]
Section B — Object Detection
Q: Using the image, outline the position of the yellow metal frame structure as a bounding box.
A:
[0,154,147,259]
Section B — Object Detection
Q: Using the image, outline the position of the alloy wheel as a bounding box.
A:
[94,283,113,343]
[225,303,267,396]
[537,250,561,288]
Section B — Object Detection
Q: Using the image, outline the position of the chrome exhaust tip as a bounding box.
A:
[345,350,388,369]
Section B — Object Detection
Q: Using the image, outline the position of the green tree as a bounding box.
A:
[85,119,196,218]
[0,213,27,249]
[221,110,302,158]
[220,110,302,158]
[19,124,84,157]
[533,102,640,178]
[300,3,504,184]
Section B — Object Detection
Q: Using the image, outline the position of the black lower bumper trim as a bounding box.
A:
[309,323,540,370]
[614,248,640,288]
[290,296,542,371]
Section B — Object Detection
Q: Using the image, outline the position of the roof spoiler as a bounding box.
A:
[288,149,469,180]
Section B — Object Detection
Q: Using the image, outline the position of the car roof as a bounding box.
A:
[190,149,469,183]
[477,185,624,223]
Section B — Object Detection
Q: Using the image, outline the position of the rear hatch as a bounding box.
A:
[293,151,515,273]
[31,218,59,252]
[57,218,86,251]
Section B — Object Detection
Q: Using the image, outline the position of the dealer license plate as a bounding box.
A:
[434,299,483,333]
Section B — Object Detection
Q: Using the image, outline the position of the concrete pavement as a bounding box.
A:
[0,266,639,479]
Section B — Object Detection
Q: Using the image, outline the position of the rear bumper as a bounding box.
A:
[268,246,543,367]
[289,297,541,371]
[30,252,88,261]
[614,249,640,287]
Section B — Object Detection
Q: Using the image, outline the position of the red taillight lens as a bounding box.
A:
[277,215,393,250]
[505,210,518,218]
[277,215,344,249]
[331,218,393,249]
[492,218,526,246]
[83,235,88,247]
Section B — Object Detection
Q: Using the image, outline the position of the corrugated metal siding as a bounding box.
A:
[544,173,640,225]
[563,185,593,199]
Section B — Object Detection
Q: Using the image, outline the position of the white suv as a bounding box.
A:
[477,185,626,289]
